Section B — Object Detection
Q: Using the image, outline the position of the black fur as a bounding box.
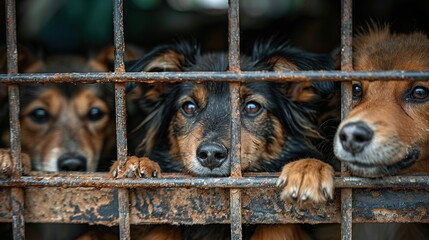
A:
[128,40,336,175]
[126,40,338,239]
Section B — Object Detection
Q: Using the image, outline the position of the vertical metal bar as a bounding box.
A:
[5,0,25,239]
[228,0,242,239]
[340,0,353,240]
[113,0,130,239]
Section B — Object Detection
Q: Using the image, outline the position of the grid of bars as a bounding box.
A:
[2,0,429,239]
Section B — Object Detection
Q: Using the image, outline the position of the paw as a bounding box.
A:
[0,149,30,176]
[277,158,334,205]
[110,156,161,179]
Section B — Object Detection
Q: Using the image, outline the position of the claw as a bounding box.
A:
[323,188,329,200]
[277,178,286,188]
[291,190,297,199]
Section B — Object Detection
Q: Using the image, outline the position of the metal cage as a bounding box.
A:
[1,0,429,239]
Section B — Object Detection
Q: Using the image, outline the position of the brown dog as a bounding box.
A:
[334,26,429,178]
[0,46,142,174]
[0,46,142,240]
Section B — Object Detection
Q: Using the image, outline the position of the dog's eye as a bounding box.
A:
[181,101,197,116]
[29,108,50,124]
[88,107,105,121]
[352,83,362,99]
[411,86,429,100]
[243,101,262,116]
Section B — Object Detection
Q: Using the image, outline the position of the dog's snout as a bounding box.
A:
[58,154,87,171]
[339,121,373,154]
[196,143,228,170]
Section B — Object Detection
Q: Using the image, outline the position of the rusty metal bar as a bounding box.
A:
[5,0,25,239]
[1,71,429,83]
[112,0,130,239]
[0,175,429,188]
[1,187,428,225]
[340,0,353,240]
[228,0,242,239]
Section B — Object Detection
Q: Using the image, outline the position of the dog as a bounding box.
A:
[333,26,429,178]
[0,45,141,240]
[329,25,429,240]
[109,39,338,239]
[0,45,143,174]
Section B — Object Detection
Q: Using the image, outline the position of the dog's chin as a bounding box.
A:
[345,149,420,178]
[187,161,231,177]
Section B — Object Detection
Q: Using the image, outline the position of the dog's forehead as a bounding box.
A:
[361,80,415,97]
[179,82,230,100]
[188,53,256,72]
[21,84,111,103]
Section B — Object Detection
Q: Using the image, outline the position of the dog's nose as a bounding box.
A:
[339,121,373,154]
[57,154,87,171]
[196,143,228,170]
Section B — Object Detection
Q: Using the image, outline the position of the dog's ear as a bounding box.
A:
[127,41,199,72]
[0,45,43,73]
[89,45,145,71]
[128,42,200,154]
[254,39,336,103]
[285,81,339,103]
[125,42,199,106]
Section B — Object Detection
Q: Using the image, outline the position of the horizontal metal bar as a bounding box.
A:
[0,71,429,84]
[1,187,429,224]
[0,175,428,188]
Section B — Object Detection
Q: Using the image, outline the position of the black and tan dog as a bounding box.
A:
[334,26,429,178]
[110,39,338,239]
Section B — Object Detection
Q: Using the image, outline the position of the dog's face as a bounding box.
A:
[334,27,429,177]
[18,84,115,172]
[0,47,134,172]
[130,41,335,176]
[156,82,294,176]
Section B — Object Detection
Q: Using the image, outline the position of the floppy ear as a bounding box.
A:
[127,41,199,72]
[284,81,339,103]
[254,39,336,103]
[88,45,145,71]
[127,42,199,154]
[125,42,200,96]
[0,45,43,73]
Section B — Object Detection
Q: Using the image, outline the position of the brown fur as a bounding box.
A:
[14,87,114,172]
[144,50,186,72]
[0,149,30,176]
[278,158,334,205]
[250,224,311,240]
[110,156,161,178]
[133,226,182,240]
[334,26,429,177]
[0,46,141,174]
